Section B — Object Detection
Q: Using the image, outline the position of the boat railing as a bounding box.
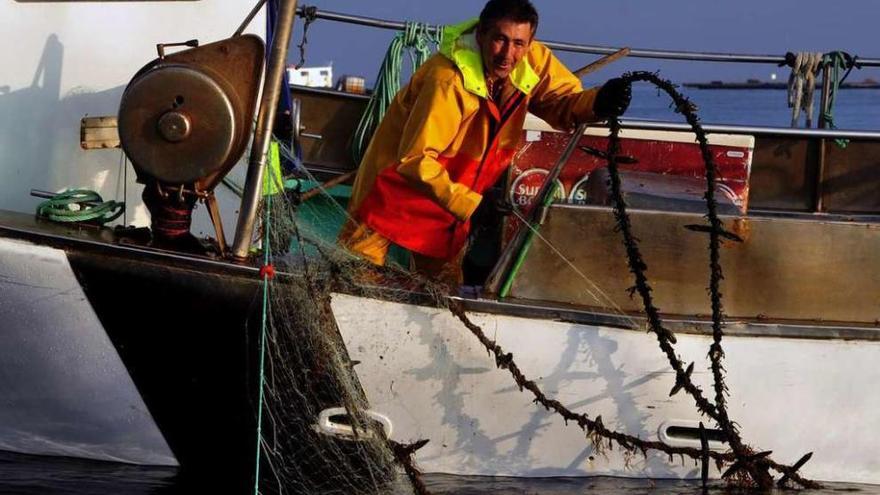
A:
[295,6,880,67]
[619,119,880,140]
[291,84,880,140]
[292,7,879,136]
[286,6,880,219]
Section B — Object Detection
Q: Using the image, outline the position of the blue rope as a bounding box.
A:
[254,7,286,488]
[252,157,274,495]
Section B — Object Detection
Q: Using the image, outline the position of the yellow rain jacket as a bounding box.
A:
[350,19,600,259]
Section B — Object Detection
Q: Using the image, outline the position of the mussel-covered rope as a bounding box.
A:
[606,71,759,484]
[294,6,319,69]
[601,71,818,488]
[390,440,431,495]
[279,69,821,489]
[447,293,819,488]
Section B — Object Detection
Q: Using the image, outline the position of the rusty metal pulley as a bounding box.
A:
[119,65,238,184]
[118,35,265,190]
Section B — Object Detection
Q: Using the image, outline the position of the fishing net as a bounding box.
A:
[251,142,450,495]
[250,19,452,493]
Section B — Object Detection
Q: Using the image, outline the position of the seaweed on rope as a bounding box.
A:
[250,73,821,494]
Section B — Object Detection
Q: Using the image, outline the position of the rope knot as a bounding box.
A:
[294,6,319,69]
[259,264,276,280]
[402,22,422,47]
[301,5,318,23]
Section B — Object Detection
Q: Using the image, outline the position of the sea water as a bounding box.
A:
[628,84,880,130]
[3,450,880,494]
[4,89,880,494]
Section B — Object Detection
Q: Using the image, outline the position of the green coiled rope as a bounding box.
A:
[821,51,858,148]
[351,21,444,164]
[36,189,124,224]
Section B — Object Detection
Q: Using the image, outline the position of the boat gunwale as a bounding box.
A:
[455,295,880,343]
[290,84,880,141]
[2,208,878,342]
[0,210,260,278]
[551,203,880,225]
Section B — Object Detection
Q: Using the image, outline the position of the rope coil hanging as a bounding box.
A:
[351,21,443,164]
[786,50,860,141]
[820,50,860,147]
[786,52,822,128]
[295,5,319,69]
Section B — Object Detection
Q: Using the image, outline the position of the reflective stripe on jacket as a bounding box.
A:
[350,18,600,259]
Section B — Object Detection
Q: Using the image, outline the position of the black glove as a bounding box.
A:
[593,77,632,118]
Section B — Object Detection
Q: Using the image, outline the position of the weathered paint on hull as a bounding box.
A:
[333,293,880,484]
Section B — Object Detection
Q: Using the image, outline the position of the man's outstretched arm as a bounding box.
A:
[527,42,630,128]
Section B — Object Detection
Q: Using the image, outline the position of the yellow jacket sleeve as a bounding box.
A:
[395,78,483,222]
[527,42,601,130]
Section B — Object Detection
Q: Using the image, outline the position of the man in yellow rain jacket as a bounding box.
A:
[339,0,631,284]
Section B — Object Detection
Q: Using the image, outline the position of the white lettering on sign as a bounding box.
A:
[568,174,591,205]
[509,169,566,211]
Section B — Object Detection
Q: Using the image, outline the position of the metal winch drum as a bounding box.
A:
[118,35,265,191]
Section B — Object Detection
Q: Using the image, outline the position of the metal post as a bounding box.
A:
[814,63,832,212]
[206,193,228,257]
[818,64,832,129]
[233,0,269,37]
[484,123,588,296]
[231,0,298,260]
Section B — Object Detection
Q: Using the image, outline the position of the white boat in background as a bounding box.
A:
[1,0,880,491]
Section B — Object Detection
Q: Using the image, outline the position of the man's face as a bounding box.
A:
[476,18,534,81]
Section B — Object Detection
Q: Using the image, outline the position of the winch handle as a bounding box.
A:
[156,39,199,59]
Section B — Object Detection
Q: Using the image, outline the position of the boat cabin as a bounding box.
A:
[292,83,880,331]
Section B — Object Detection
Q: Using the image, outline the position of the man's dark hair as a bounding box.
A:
[478,0,539,33]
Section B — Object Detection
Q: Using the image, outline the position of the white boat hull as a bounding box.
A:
[332,293,880,484]
[0,238,175,465]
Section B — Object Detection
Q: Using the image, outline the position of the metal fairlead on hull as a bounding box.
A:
[118,35,264,256]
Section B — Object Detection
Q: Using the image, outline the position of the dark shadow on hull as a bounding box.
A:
[68,249,263,491]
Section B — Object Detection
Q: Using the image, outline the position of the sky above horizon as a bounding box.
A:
[288,0,880,85]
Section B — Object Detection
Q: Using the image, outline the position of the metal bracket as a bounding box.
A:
[156,39,199,59]
[80,116,120,150]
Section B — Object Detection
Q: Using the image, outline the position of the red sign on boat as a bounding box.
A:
[508,117,755,214]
